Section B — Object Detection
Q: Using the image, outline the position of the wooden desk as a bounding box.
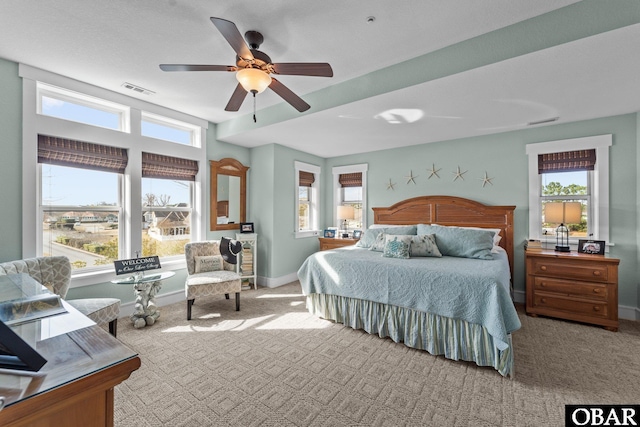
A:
[0,275,140,427]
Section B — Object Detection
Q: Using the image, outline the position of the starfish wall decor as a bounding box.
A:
[405,170,418,185]
[386,179,396,190]
[478,171,494,187]
[452,166,467,181]
[427,163,441,179]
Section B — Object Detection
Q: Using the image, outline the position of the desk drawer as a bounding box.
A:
[533,277,608,300]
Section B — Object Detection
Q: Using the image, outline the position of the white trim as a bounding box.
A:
[332,163,368,229]
[294,161,321,238]
[21,64,207,286]
[526,134,611,242]
[258,272,299,288]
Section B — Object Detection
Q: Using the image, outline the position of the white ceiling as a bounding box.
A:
[1,1,639,158]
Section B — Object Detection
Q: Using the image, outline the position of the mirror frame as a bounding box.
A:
[210,158,250,231]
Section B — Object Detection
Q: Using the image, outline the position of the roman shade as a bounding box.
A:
[538,149,596,174]
[299,171,315,187]
[142,152,199,181]
[338,172,362,187]
[38,135,128,174]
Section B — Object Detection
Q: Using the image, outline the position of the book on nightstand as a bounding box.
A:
[525,239,542,251]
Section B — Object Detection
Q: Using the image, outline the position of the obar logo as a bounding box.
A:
[566,405,639,426]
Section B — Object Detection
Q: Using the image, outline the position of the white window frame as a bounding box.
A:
[526,134,611,245]
[332,164,368,229]
[294,161,321,238]
[141,111,201,147]
[21,64,207,288]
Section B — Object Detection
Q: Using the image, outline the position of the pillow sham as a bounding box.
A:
[416,224,494,260]
[431,223,502,246]
[369,232,387,252]
[410,234,442,257]
[194,255,224,273]
[382,234,412,259]
[356,225,417,248]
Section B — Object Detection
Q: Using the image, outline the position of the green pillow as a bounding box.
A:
[416,224,493,260]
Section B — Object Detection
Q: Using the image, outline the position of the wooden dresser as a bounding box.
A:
[525,249,619,331]
[318,237,359,251]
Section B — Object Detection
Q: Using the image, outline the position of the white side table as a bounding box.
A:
[112,271,175,328]
[235,233,257,290]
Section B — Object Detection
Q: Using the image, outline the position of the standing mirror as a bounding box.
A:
[210,158,249,231]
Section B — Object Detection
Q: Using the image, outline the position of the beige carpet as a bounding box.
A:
[114,282,640,426]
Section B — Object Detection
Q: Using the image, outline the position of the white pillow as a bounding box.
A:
[368,224,409,229]
[194,255,224,273]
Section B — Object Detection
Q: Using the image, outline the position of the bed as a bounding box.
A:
[297,195,521,377]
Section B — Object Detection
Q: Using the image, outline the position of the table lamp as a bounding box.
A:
[544,201,582,252]
[337,205,355,238]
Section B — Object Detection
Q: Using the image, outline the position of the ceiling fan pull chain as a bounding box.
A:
[253,92,257,123]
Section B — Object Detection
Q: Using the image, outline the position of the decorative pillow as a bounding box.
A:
[410,234,442,257]
[194,255,224,273]
[369,232,387,252]
[356,225,417,248]
[382,234,412,259]
[416,224,494,260]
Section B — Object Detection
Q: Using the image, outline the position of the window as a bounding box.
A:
[526,135,611,244]
[295,161,321,238]
[332,164,368,230]
[39,135,126,272]
[22,64,207,285]
[141,152,198,257]
[141,111,201,147]
[38,82,129,132]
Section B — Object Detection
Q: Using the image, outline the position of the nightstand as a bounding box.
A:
[318,237,359,251]
[525,249,619,331]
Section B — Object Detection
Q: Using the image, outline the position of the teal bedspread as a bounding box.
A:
[297,246,521,351]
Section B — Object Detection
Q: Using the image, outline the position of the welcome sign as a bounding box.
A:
[113,256,161,275]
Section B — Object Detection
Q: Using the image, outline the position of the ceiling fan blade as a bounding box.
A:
[159,64,235,72]
[271,63,333,77]
[269,78,310,112]
[225,83,248,111]
[210,17,254,61]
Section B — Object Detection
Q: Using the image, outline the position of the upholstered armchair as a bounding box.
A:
[0,256,121,336]
[184,241,241,320]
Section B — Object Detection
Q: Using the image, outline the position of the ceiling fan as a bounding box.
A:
[160,17,333,118]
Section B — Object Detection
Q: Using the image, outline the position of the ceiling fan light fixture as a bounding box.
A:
[236,68,272,94]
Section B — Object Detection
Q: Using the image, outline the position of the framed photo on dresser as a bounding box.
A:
[577,239,605,255]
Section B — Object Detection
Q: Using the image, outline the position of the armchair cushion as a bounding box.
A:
[193,255,224,273]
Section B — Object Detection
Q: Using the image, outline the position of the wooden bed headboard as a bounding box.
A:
[372,195,516,276]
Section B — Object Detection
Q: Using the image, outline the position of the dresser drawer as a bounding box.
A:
[533,277,608,300]
[532,293,609,319]
[529,258,609,283]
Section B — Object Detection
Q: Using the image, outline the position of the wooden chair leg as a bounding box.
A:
[235,292,240,311]
[109,319,118,337]
[187,299,195,320]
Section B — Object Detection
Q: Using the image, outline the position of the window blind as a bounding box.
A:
[338,172,362,187]
[38,134,128,173]
[538,149,596,174]
[142,152,199,181]
[299,171,315,187]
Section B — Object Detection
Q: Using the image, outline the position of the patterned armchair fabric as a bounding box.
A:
[184,241,241,320]
[0,256,120,336]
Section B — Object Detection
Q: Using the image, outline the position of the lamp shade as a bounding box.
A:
[236,68,272,94]
[544,202,582,224]
[337,205,355,220]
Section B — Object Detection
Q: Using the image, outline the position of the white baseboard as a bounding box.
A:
[258,272,299,288]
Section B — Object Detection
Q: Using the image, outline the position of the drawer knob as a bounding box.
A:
[593,271,601,276]
[540,298,547,304]
[540,266,547,271]
[593,306,601,312]
[540,282,546,287]
[593,288,601,294]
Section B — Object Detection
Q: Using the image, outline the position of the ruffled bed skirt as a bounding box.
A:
[306,293,514,378]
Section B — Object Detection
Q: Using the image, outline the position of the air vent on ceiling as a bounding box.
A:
[121,82,155,96]
[527,116,559,126]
